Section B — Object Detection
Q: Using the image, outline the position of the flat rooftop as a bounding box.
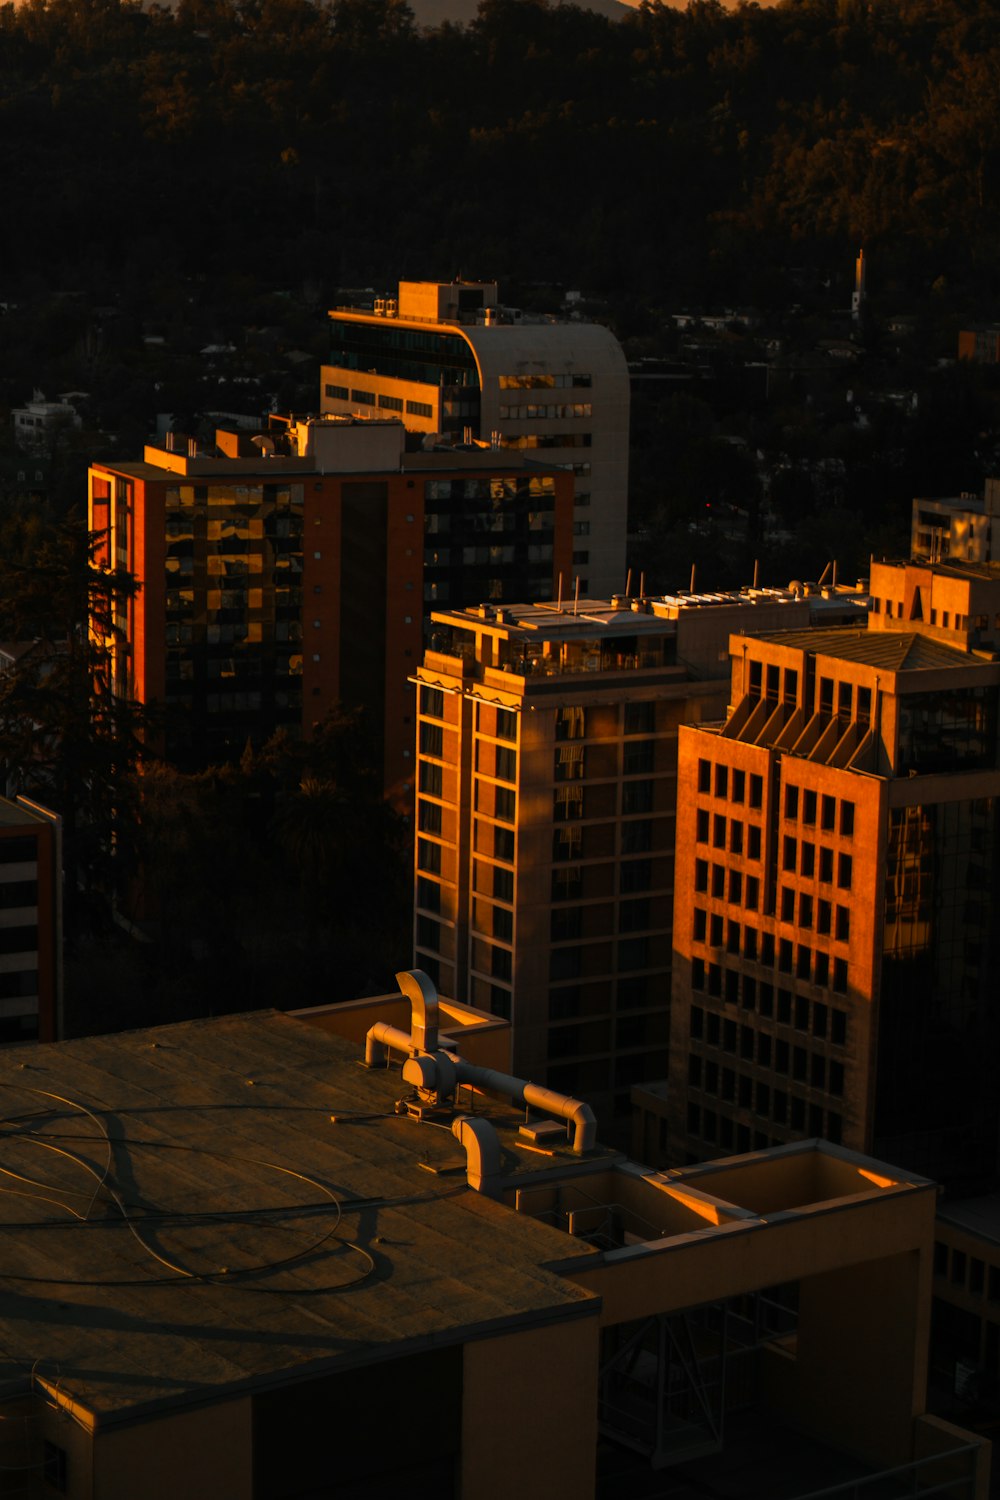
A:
[0,1013,600,1428]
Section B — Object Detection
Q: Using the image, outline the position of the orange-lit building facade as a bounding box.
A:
[88,419,572,793]
[322,279,630,599]
[663,558,1000,1186]
[412,589,865,1131]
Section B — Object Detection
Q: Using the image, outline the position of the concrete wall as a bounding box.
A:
[461,1317,600,1499]
[92,1398,252,1500]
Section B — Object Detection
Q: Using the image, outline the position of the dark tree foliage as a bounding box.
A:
[1,0,1000,304]
[0,515,148,942]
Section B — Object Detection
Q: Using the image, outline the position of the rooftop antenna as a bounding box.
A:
[690,563,697,594]
[573,576,580,615]
[625,567,633,597]
[556,572,563,612]
[818,561,832,587]
[753,558,760,588]
[639,571,646,598]
[833,559,838,588]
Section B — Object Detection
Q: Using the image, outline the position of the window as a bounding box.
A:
[748,826,761,860]
[715,764,728,798]
[785,785,799,819]
[495,787,515,823]
[837,853,852,890]
[840,801,855,837]
[420,723,443,758]
[556,705,585,740]
[43,1443,67,1493]
[495,746,516,782]
[556,744,585,781]
[419,761,442,797]
[554,785,584,820]
[419,801,442,834]
[835,905,850,941]
[494,827,515,861]
[749,775,763,809]
[697,809,709,842]
[821,795,836,831]
[624,740,654,775]
[496,708,518,742]
[698,759,711,793]
[625,702,655,734]
[624,781,653,815]
[732,770,745,803]
[803,790,817,825]
[417,839,441,874]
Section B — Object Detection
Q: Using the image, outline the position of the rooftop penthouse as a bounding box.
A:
[425,584,868,685]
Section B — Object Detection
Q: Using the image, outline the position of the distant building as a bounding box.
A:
[11,391,81,452]
[0,990,983,1499]
[413,585,866,1132]
[656,555,1000,1187]
[912,478,1000,565]
[322,280,629,598]
[88,418,572,791]
[958,326,1000,363]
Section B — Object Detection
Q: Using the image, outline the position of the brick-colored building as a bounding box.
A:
[88,418,571,795]
[412,587,866,1132]
[658,558,1000,1185]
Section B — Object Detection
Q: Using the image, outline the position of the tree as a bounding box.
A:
[0,515,148,944]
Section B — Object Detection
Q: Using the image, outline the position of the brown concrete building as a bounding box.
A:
[657,557,1000,1186]
[88,418,571,794]
[412,587,867,1133]
[0,984,986,1500]
[322,279,630,598]
[911,477,1000,565]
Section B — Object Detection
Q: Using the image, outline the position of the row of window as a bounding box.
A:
[688,1020,846,1094]
[693,943,849,995]
[498,373,592,390]
[691,986,848,1044]
[934,1242,1000,1300]
[687,1097,843,1148]
[697,761,763,806]
[694,903,850,951]
[498,403,592,420]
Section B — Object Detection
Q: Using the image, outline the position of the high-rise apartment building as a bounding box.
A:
[89,417,571,792]
[412,587,865,1129]
[661,556,1000,1186]
[322,280,629,598]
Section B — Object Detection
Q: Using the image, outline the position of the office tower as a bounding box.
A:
[322,280,629,598]
[412,587,863,1131]
[88,417,571,793]
[662,556,1000,1186]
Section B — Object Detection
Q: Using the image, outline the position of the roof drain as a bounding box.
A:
[364,970,598,1158]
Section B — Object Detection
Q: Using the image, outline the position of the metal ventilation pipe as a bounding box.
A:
[363,971,598,1155]
[451,1115,502,1196]
[395,969,438,1053]
[453,1066,597,1155]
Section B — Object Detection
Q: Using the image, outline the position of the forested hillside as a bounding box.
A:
[1,0,999,308]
